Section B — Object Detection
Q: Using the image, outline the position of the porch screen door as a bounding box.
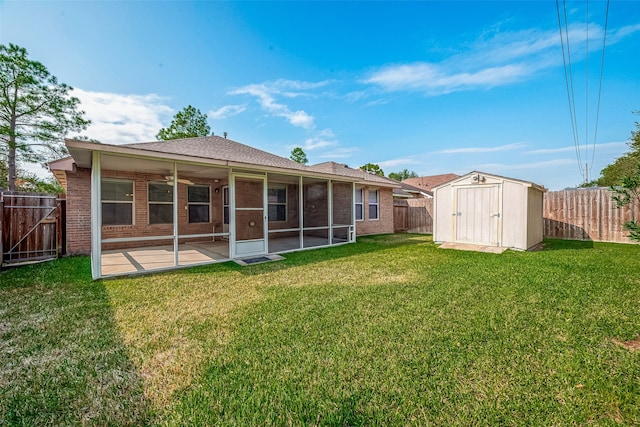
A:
[232,175,267,257]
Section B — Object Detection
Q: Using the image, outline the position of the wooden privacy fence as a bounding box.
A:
[1,192,66,267]
[393,198,434,234]
[543,187,640,243]
[392,188,639,244]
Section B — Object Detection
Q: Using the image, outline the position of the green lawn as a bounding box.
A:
[1,235,639,426]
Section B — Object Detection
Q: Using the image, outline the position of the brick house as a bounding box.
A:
[49,136,398,279]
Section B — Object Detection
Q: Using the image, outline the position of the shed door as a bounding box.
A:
[455,186,499,246]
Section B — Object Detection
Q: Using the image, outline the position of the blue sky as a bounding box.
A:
[2,1,639,189]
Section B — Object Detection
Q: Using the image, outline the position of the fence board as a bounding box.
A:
[542,188,639,244]
[1,191,60,266]
[393,198,433,234]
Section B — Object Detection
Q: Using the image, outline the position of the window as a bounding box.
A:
[101,179,133,226]
[368,189,379,220]
[148,182,173,224]
[268,185,287,222]
[355,188,364,221]
[188,185,210,223]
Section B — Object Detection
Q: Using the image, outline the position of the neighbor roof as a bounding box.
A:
[307,162,400,187]
[402,173,460,191]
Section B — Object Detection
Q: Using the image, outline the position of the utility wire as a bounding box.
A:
[591,0,610,170]
[556,0,584,179]
[585,0,589,175]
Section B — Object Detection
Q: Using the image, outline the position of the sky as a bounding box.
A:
[1,0,640,190]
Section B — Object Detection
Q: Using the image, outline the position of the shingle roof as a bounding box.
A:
[307,161,399,187]
[123,136,307,171]
[64,137,398,187]
[402,174,460,191]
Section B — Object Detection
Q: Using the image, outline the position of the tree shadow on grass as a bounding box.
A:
[0,257,153,426]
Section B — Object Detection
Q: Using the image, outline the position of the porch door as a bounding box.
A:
[232,175,267,257]
[455,186,499,246]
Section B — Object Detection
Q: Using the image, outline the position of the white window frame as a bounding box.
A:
[368,189,379,221]
[148,181,174,225]
[355,187,364,221]
[187,184,211,224]
[101,178,134,226]
[268,184,287,222]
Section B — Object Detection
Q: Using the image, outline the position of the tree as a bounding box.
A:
[611,162,640,242]
[289,147,308,164]
[388,169,418,181]
[360,163,384,176]
[587,111,640,187]
[0,43,89,191]
[157,105,211,140]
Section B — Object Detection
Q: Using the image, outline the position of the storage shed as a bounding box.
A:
[433,171,545,251]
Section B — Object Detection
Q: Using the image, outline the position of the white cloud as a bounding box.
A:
[229,79,330,129]
[378,157,420,169]
[526,141,627,155]
[438,142,526,154]
[365,21,640,96]
[316,147,359,159]
[365,62,530,95]
[474,158,575,171]
[208,104,246,120]
[295,129,338,151]
[73,88,173,144]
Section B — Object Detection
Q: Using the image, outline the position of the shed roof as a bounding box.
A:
[432,171,546,192]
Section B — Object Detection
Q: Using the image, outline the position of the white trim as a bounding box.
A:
[101,178,134,226]
[187,184,211,224]
[328,180,333,244]
[299,175,304,249]
[368,189,380,221]
[173,162,179,267]
[231,173,267,258]
[91,151,101,280]
[148,181,173,225]
[355,187,364,221]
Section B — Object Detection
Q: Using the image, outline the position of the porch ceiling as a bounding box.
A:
[98,153,230,179]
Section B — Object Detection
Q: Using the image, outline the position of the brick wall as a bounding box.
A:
[63,166,395,254]
[355,187,394,236]
[64,168,228,253]
[65,167,92,254]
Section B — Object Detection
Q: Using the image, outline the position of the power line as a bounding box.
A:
[591,0,610,169]
[556,0,583,179]
[555,0,610,184]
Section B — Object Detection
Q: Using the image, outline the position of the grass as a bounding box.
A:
[1,234,639,426]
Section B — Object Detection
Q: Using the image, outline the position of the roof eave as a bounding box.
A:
[65,139,363,183]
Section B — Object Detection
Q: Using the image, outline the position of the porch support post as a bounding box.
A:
[90,151,102,280]
[299,175,304,249]
[351,182,356,242]
[328,180,333,245]
[173,162,179,267]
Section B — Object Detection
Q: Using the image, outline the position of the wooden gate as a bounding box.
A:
[1,192,64,267]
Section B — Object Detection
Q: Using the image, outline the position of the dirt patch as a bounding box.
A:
[612,336,640,351]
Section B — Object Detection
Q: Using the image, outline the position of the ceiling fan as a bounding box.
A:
[164,175,195,186]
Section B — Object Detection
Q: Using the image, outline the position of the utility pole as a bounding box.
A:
[585,163,589,183]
